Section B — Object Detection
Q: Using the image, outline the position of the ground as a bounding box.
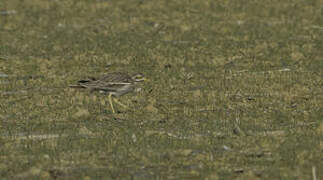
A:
[0,0,323,179]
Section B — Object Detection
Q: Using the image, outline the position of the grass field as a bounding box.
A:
[1,0,323,179]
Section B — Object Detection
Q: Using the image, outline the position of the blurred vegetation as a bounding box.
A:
[0,0,322,179]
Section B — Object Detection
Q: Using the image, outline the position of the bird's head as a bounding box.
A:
[131,73,146,82]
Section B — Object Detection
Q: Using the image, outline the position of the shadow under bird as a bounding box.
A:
[69,72,146,113]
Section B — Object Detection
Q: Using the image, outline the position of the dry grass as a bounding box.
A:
[1,0,323,179]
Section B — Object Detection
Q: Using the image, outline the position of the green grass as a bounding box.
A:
[1,0,323,179]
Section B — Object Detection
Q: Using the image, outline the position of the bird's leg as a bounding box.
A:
[113,98,129,109]
[108,94,116,113]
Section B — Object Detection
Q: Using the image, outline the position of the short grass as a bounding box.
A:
[1,0,323,179]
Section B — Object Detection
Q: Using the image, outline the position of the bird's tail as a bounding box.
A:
[69,78,96,88]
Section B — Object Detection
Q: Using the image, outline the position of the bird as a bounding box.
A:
[69,72,146,113]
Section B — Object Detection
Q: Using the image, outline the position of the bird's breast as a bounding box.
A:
[113,84,135,97]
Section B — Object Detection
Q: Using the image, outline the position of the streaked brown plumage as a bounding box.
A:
[70,72,145,113]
